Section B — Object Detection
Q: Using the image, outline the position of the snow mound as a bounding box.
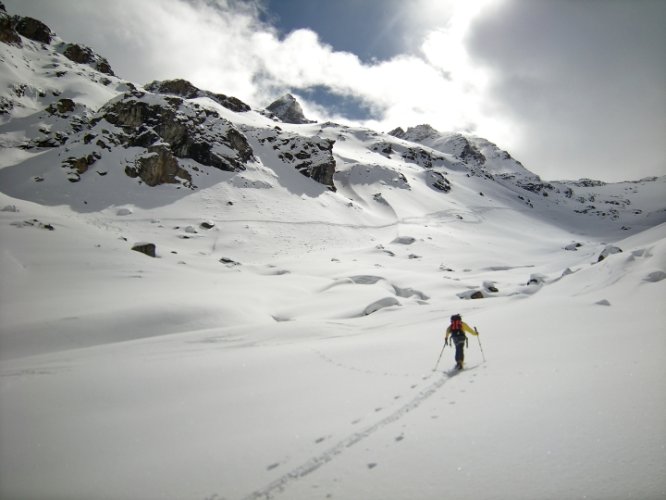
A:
[363,297,400,315]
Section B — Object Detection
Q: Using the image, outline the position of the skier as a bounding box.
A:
[445,314,478,370]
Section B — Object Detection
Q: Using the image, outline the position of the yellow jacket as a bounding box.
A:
[445,322,477,340]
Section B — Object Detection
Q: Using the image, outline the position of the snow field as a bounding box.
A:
[1,177,664,499]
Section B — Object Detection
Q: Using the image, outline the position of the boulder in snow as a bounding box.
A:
[132,242,156,258]
[219,257,240,266]
[597,245,623,262]
[392,236,416,245]
[457,289,485,300]
[527,273,547,285]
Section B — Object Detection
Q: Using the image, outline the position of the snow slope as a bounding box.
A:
[1,9,665,500]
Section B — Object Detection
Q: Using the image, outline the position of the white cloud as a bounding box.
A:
[6,0,498,132]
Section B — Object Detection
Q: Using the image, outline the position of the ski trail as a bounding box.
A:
[239,370,455,500]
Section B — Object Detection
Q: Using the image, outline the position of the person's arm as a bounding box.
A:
[462,322,477,336]
[445,325,451,342]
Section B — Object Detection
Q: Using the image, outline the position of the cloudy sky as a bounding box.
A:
[6,0,665,182]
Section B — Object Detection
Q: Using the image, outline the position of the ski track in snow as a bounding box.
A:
[312,348,414,378]
[101,207,478,231]
[236,366,478,500]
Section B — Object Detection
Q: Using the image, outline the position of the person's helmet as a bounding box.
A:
[451,314,461,322]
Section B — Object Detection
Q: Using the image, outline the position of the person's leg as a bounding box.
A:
[455,338,464,368]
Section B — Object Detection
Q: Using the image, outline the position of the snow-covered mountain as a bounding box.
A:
[1,6,665,500]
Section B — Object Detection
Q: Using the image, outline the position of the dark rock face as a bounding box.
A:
[395,126,487,168]
[14,16,52,44]
[401,146,445,169]
[146,79,200,98]
[371,141,394,156]
[388,127,406,139]
[63,152,100,176]
[145,79,250,113]
[266,94,312,124]
[458,139,486,165]
[102,92,254,174]
[269,133,336,190]
[0,7,21,46]
[63,43,115,76]
[46,98,76,115]
[125,145,193,187]
[427,171,451,192]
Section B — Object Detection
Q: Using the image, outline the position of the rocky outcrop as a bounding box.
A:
[63,43,115,76]
[427,171,451,192]
[388,127,406,139]
[267,133,336,190]
[458,138,486,166]
[401,146,445,169]
[101,91,254,173]
[145,79,250,113]
[14,16,52,44]
[266,94,312,124]
[46,98,76,115]
[390,124,438,142]
[371,141,394,156]
[125,145,193,187]
[62,152,101,182]
[392,126,486,168]
[145,79,200,99]
[0,4,21,46]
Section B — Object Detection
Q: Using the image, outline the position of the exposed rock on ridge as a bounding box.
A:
[101,90,254,173]
[0,3,21,46]
[256,128,337,190]
[145,79,251,113]
[13,15,52,44]
[266,94,313,124]
[62,43,115,76]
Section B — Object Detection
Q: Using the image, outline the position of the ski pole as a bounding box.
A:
[475,327,486,362]
[433,341,447,371]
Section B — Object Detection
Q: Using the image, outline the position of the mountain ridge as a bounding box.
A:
[0,5,664,233]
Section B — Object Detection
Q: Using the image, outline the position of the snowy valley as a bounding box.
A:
[1,5,665,500]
